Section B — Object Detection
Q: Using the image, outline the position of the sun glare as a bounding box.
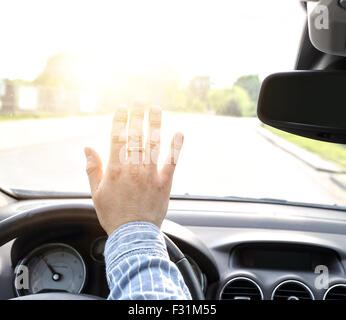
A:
[0,0,305,87]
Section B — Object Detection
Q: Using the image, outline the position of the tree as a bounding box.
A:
[233,75,261,117]
[187,76,211,113]
[34,53,81,89]
[234,74,261,103]
[189,76,210,101]
[228,85,253,117]
[208,85,252,117]
[208,87,232,115]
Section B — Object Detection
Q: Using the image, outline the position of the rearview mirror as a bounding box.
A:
[257,71,346,144]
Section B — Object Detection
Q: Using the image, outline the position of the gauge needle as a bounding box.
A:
[40,256,62,281]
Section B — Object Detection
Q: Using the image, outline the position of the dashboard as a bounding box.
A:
[11,225,109,298]
[1,192,346,300]
[9,222,209,299]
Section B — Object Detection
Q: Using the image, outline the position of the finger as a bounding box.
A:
[128,103,145,164]
[160,132,184,182]
[110,105,128,164]
[84,147,103,194]
[145,105,162,166]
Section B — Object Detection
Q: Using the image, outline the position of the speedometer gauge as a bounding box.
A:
[15,243,86,296]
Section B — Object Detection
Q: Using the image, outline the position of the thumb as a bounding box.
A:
[84,147,103,194]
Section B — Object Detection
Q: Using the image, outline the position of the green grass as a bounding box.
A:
[264,125,346,168]
[0,112,113,122]
[0,113,60,121]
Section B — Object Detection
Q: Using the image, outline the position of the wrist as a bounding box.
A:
[106,221,161,239]
[104,221,169,274]
[102,217,163,236]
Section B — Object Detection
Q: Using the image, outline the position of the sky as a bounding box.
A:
[0,0,306,87]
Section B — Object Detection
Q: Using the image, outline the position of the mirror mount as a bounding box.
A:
[307,0,346,57]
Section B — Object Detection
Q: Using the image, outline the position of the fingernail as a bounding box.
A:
[174,132,184,146]
[84,147,91,157]
[176,132,184,141]
[114,105,128,122]
[149,105,162,123]
[150,105,161,113]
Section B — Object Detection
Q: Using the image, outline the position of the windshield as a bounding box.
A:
[2,1,344,207]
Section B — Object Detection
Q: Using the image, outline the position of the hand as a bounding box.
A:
[84,104,184,236]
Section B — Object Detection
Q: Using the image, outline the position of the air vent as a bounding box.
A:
[272,280,314,300]
[323,284,346,300]
[220,277,263,300]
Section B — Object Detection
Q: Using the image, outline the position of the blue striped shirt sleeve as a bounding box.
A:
[104,221,192,300]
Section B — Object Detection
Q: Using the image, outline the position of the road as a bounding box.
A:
[1,113,346,206]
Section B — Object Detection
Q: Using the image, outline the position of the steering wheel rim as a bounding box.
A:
[0,205,204,300]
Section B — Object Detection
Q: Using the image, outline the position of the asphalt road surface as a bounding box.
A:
[1,113,346,206]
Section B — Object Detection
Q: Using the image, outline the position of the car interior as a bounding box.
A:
[2,0,346,301]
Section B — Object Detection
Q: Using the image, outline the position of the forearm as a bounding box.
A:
[104,222,192,300]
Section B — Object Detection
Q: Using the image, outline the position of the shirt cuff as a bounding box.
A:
[104,221,169,274]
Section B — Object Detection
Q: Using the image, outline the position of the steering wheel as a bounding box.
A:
[0,205,204,300]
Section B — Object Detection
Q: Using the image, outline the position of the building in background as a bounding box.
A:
[0,80,101,116]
